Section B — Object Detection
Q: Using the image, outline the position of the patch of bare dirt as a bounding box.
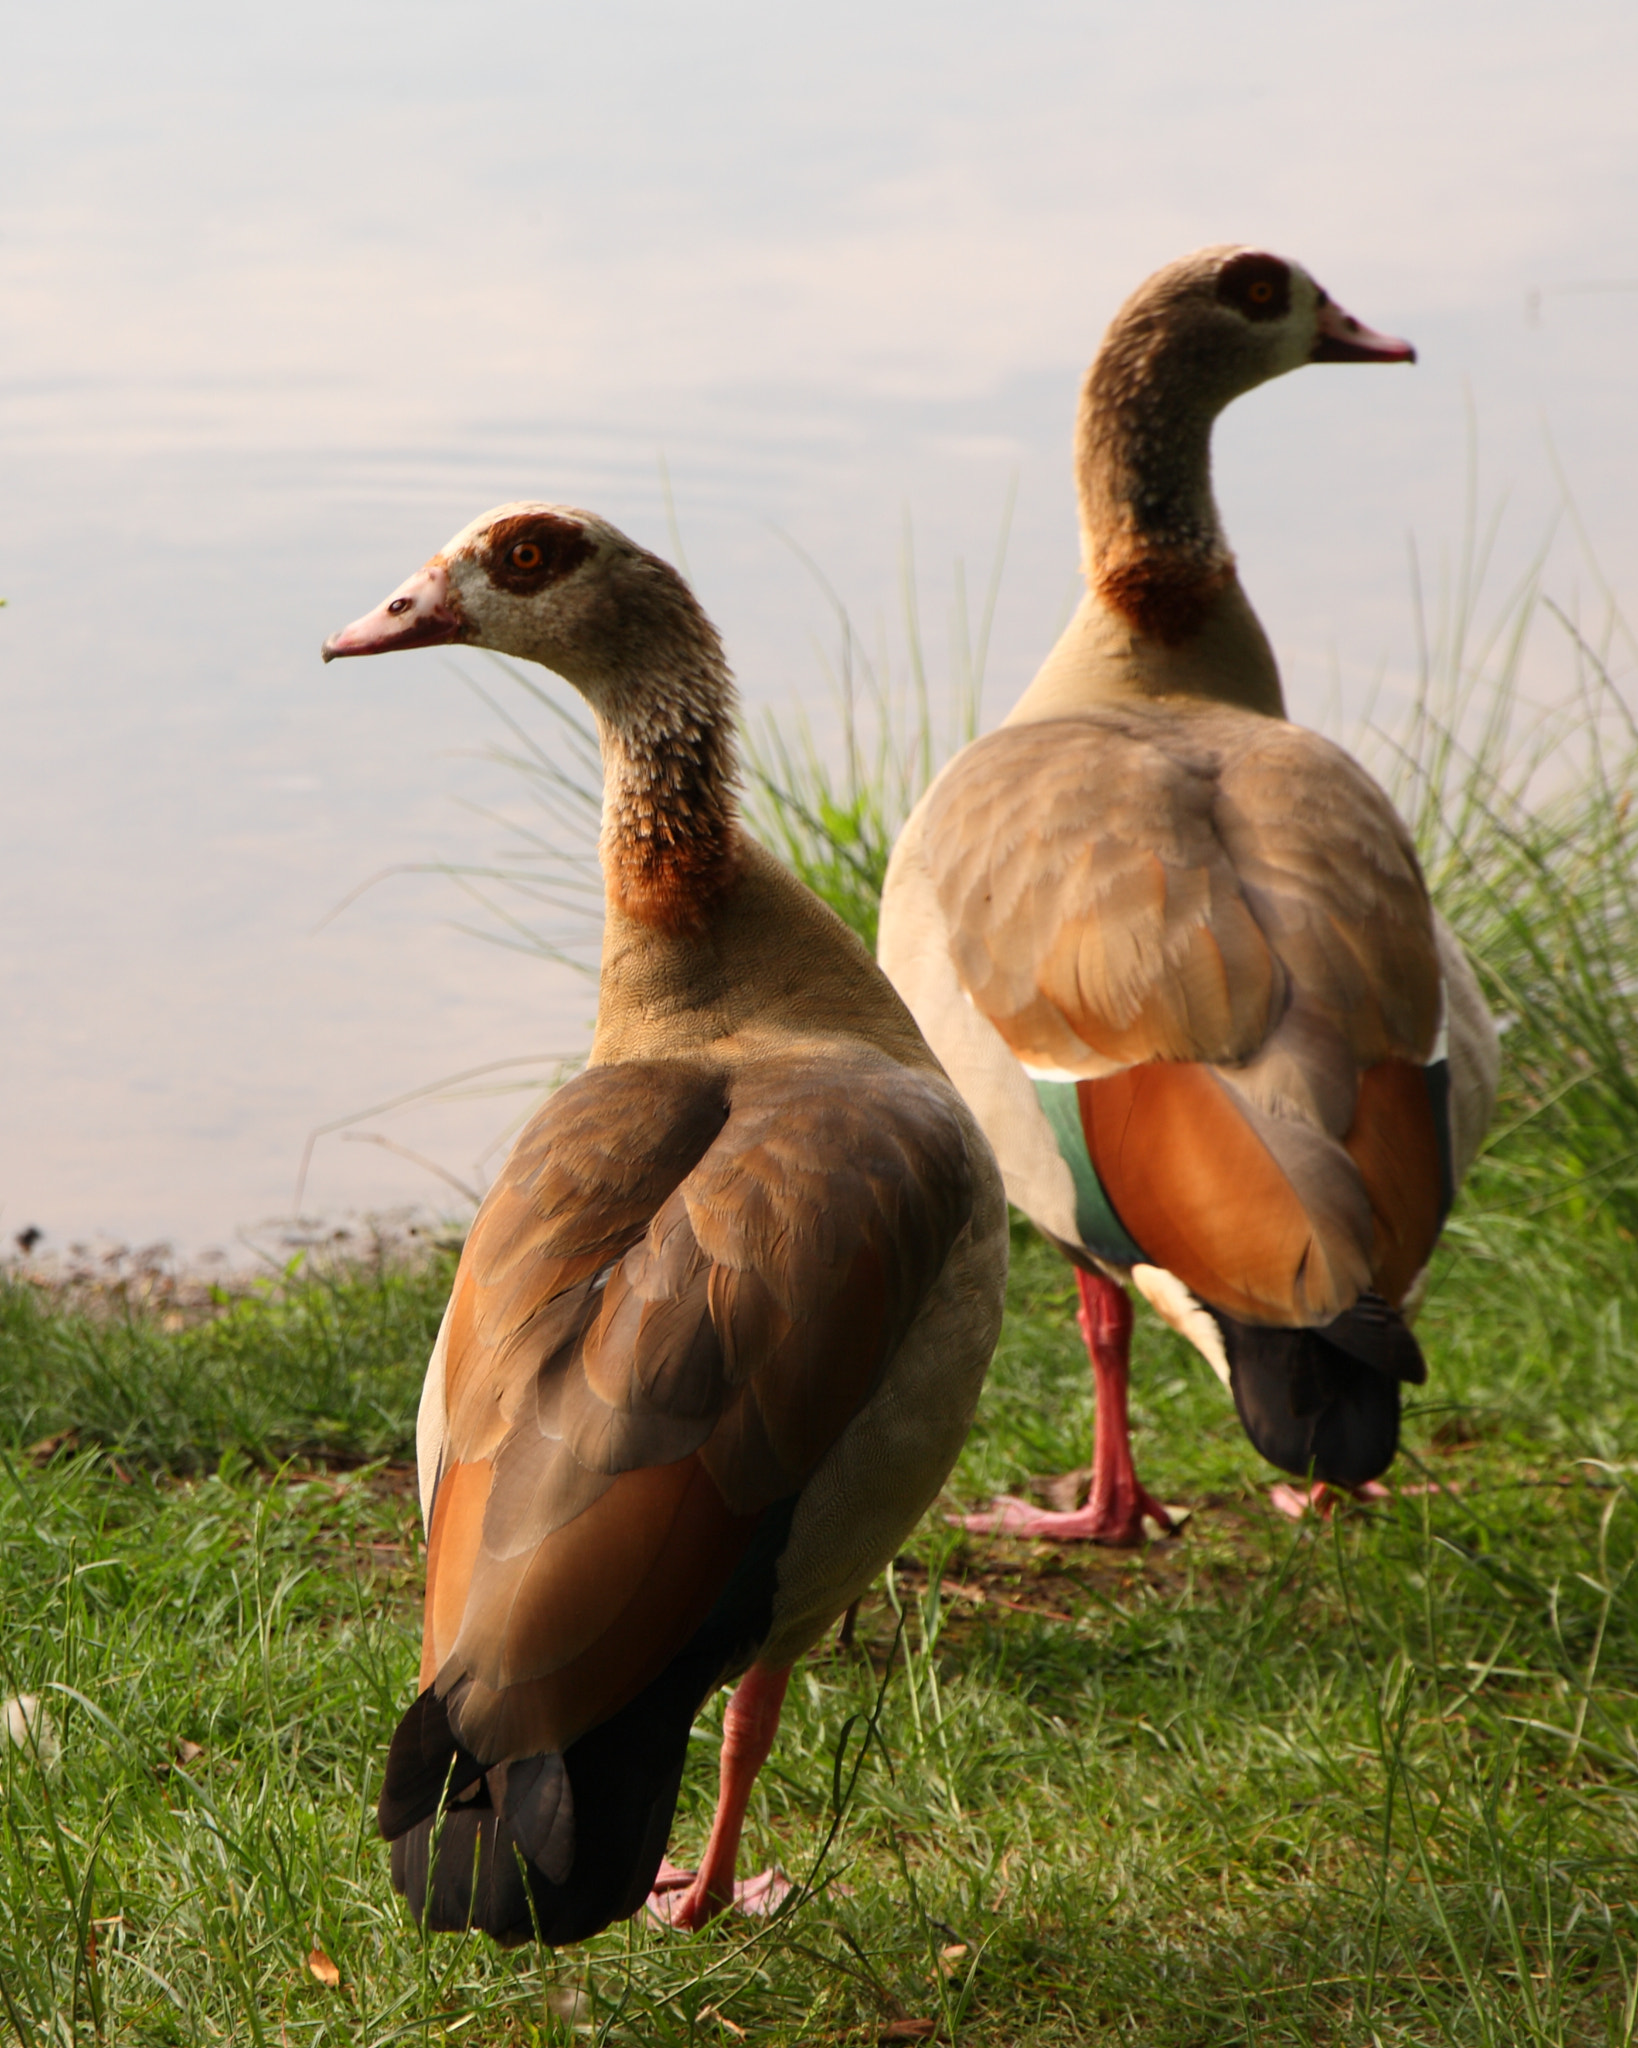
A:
[2,1212,461,1328]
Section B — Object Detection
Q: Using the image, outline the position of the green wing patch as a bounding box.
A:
[1031,1078,1146,1266]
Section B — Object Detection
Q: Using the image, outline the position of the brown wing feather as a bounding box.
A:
[419,1048,972,1766]
[441,1456,757,1763]
[922,704,1439,1078]
[926,711,1283,1071]
[1212,722,1440,1063]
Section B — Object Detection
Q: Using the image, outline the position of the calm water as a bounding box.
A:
[3,0,1635,1255]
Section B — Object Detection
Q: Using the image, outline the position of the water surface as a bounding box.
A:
[3,0,1634,1253]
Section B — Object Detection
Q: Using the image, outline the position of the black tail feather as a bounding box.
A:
[1213,1295,1425,1486]
[1316,1292,1427,1386]
[380,1494,797,1946]
[378,1687,485,1840]
[391,1794,539,1948]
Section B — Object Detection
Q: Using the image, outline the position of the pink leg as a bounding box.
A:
[646,1665,793,1931]
[959,1271,1174,1546]
[1270,1478,1396,1520]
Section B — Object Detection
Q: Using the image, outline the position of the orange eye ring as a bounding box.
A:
[511,542,543,570]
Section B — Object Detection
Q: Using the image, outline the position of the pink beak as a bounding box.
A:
[322,560,464,662]
[1311,295,1415,365]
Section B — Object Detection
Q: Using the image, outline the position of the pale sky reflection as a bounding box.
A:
[2,0,1634,1252]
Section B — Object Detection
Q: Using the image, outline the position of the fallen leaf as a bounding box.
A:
[940,1577,1075,1626]
[700,2004,747,2037]
[25,1428,79,1467]
[880,2023,937,2042]
[938,1942,968,1976]
[306,1946,341,1989]
[177,1740,205,1764]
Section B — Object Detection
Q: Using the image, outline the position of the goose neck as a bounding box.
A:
[1075,350,1232,646]
[594,638,742,936]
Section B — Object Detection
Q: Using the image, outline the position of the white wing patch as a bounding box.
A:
[416,1300,454,1531]
[1430,971,1450,1066]
[1131,1264,1232,1390]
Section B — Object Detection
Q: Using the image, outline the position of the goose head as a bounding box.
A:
[322,502,727,726]
[1089,245,1413,425]
[324,502,740,928]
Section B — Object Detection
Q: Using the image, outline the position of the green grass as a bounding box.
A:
[3,1213,1636,2045]
[3,508,1636,2041]
[0,1252,453,1475]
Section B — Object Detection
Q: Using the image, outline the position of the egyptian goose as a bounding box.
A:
[878,247,1498,1543]
[322,505,1006,1941]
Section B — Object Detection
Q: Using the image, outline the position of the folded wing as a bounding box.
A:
[922,706,1443,1323]
[393,1046,974,1812]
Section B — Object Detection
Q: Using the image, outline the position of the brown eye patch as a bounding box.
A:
[1216,252,1291,323]
[483,512,595,595]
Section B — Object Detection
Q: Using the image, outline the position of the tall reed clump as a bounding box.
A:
[737,506,1012,949]
[1370,518,1638,1272]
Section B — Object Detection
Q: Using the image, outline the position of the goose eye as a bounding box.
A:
[1216,251,1291,322]
[483,512,595,593]
[387,597,411,615]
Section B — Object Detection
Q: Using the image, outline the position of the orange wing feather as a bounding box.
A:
[1343,1060,1445,1304]
[1078,1064,1373,1323]
[1077,1054,1444,1322]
